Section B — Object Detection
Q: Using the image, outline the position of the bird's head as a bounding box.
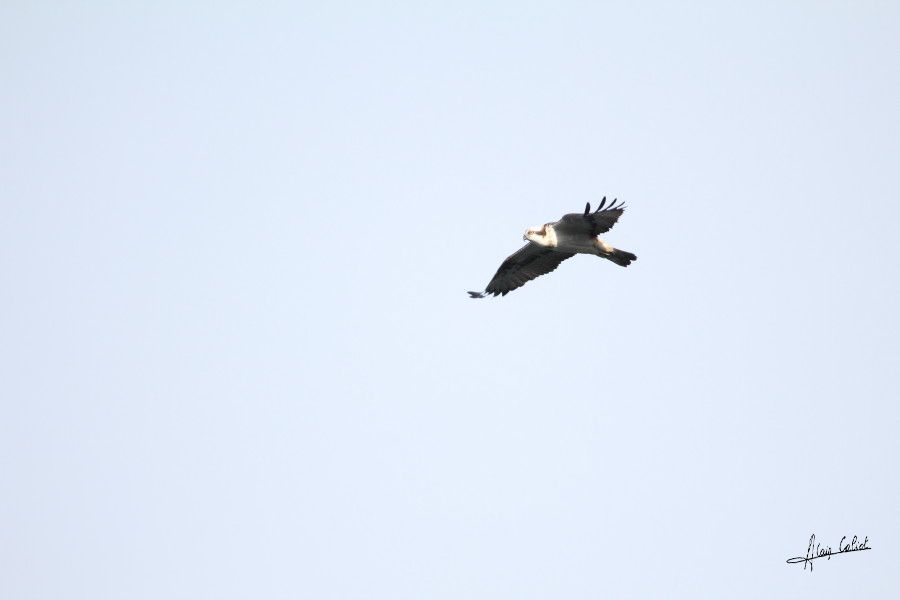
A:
[524,224,549,245]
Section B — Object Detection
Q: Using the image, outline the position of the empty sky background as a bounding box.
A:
[2,2,899,598]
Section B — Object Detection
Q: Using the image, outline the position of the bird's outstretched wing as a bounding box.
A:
[555,196,625,237]
[469,243,575,298]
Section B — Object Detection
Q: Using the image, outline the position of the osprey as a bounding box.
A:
[468,197,637,298]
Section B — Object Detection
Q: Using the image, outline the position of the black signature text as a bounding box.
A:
[786,534,870,571]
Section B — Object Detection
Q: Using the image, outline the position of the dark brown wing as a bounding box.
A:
[475,243,575,297]
[554,198,625,237]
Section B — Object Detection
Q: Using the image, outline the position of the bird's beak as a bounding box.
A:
[523,234,528,241]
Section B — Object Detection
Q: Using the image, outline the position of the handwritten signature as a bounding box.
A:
[786,534,871,571]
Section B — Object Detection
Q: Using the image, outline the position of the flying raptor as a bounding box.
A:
[468,198,637,298]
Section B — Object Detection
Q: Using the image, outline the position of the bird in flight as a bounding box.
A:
[468,197,637,298]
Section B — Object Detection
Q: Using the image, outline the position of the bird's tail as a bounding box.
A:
[604,248,637,267]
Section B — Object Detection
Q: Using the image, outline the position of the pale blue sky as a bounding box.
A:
[2,2,899,598]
